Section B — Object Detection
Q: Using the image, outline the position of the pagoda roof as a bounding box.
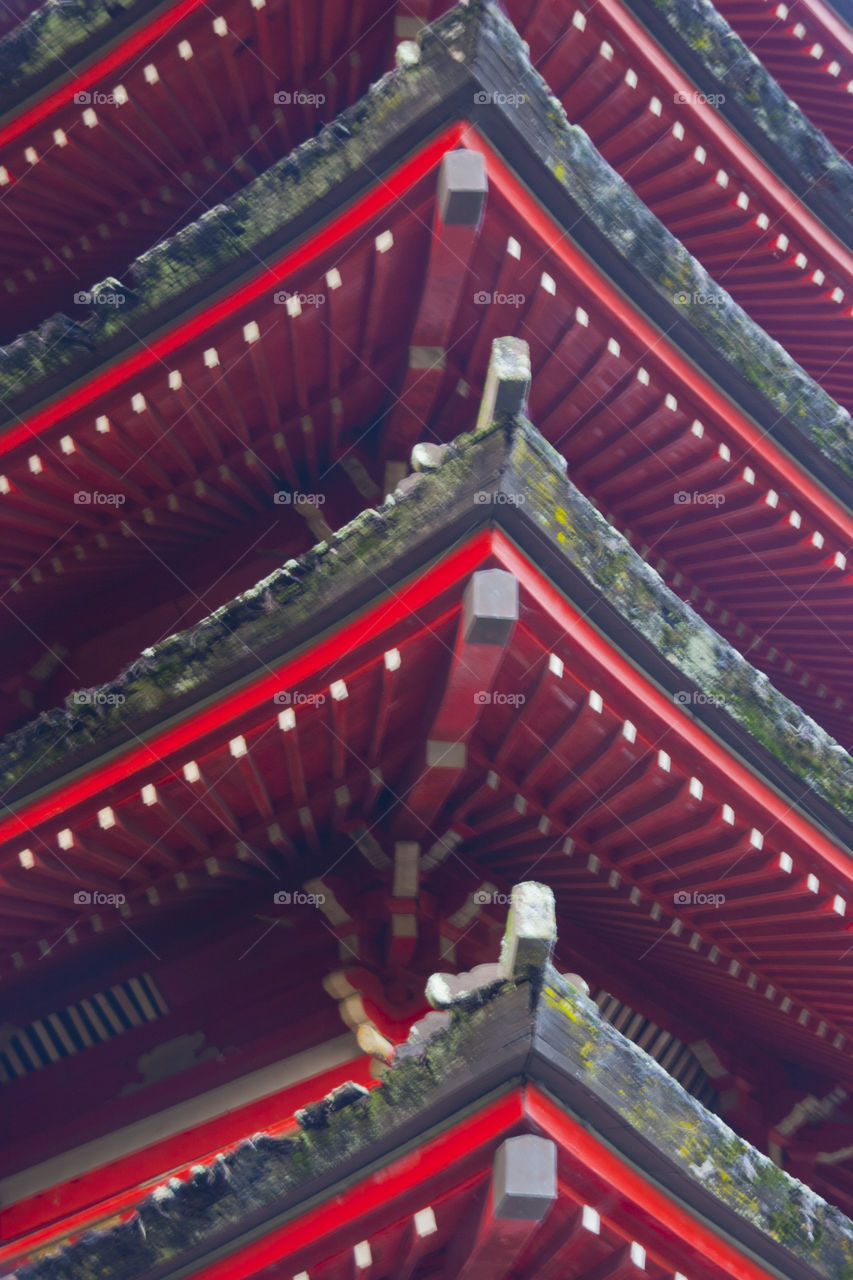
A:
[4,364,853,1095]
[694,0,853,185]
[5,0,853,413]
[4,1,853,746]
[9,885,853,1280]
[0,0,441,336]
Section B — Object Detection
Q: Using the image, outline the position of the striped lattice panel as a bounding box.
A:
[593,989,719,1111]
[0,973,168,1081]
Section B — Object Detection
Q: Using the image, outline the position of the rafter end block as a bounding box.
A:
[437,149,488,226]
[493,1135,557,1220]
[498,881,556,983]
[463,568,518,644]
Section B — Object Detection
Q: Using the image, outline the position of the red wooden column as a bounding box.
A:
[383,149,488,492]
[455,1134,557,1278]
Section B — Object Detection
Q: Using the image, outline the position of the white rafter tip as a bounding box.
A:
[60,435,75,454]
[330,679,349,701]
[636,366,650,385]
[286,295,302,317]
[622,720,637,743]
[58,829,74,850]
[540,271,556,295]
[384,648,402,671]
[167,370,183,391]
[575,306,589,327]
[141,784,158,805]
[657,749,671,771]
[548,652,564,677]
[178,39,193,58]
[689,777,703,801]
[243,321,260,344]
[143,63,159,83]
[278,708,296,731]
[326,267,343,290]
[649,96,662,116]
[28,455,43,474]
[212,15,227,35]
[97,807,116,829]
[375,229,393,252]
[131,392,146,413]
[582,1205,600,1234]
[18,849,35,869]
[183,761,201,783]
[588,690,603,712]
[630,1242,646,1268]
[229,735,248,758]
[414,1207,438,1237]
[82,109,98,127]
[807,873,820,893]
[833,895,847,915]
[749,828,763,849]
[354,1240,372,1268]
[203,348,219,368]
[607,337,621,358]
[778,852,793,873]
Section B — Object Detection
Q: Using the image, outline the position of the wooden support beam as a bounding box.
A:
[389,1206,439,1280]
[454,1135,556,1279]
[383,151,487,461]
[405,569,517,827]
